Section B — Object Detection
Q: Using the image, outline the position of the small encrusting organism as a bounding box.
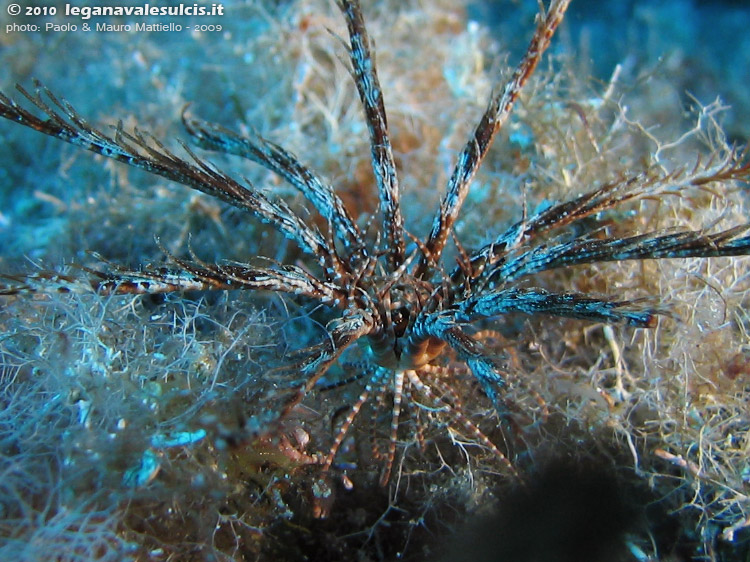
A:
[2,0,750,558]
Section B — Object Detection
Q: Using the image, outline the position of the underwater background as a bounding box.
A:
[1,1,750,560]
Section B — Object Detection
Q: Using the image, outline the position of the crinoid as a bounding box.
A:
[2,0,750,545]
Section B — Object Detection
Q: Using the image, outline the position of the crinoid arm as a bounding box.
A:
[417,0,572,274]
[407,310,508,406]
[276,307,376,420]
[182,113,365,259]
[459,287,661,328]
[337,0,405,269]
[0,252,347,300]
[0,82,339,272]
[452,152,750,285]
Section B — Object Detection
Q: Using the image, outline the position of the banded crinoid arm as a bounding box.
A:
[448,162,750,332]
[275,306,377,420]
[0,82,346,279]
[490,226,750,283]
[337,0,405,269]
[458,287,660,328]
[451,150,750,281]
[450,225,750,330]
[417,0,571,276]
[445,151,750,291]
[0,247,350,301]
[408,309,508,406]
[182,115,366,266]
